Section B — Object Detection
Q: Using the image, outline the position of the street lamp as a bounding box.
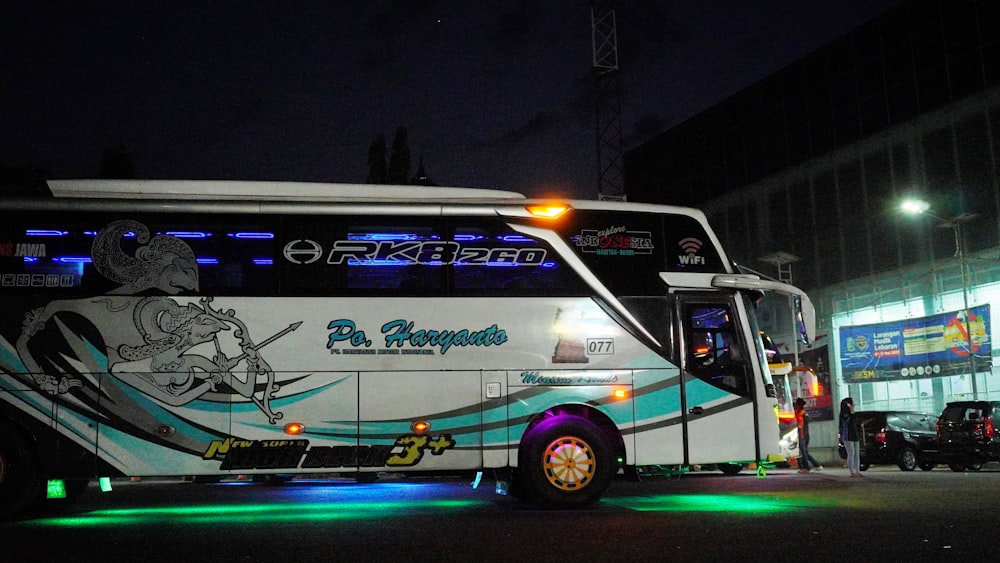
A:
[900,198,979,399]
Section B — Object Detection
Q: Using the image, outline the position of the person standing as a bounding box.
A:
[794,398,823,473]
[840,397,862,477]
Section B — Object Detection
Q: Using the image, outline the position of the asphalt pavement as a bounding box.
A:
[3,465,998,562]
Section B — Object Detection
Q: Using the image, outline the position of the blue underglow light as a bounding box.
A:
[454,234,484,241]
[196,258,218,265]
[22,256,39,263]
[499,235,534,243]
[253,258,273,265]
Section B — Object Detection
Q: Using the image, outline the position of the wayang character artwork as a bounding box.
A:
[2,219,298,429]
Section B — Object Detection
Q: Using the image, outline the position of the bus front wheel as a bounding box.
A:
[518,415,615,507]
[0,423,43,520]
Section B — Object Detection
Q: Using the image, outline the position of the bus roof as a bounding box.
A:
[44,179,527,202]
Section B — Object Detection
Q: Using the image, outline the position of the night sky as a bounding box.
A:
[1,1,901,200]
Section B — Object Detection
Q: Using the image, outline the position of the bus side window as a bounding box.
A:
[685,304,750,397]
[619,296,676,364]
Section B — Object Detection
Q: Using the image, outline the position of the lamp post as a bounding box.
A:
[900,198,979,399]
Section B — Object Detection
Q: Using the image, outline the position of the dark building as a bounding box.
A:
[625,1,1000,418]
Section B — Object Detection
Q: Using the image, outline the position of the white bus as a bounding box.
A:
[0,180,814,517]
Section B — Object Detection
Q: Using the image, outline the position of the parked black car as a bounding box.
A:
[856,411,939,471]
[936,400,1000,471]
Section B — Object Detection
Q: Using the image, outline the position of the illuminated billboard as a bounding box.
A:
[838,305,991,383]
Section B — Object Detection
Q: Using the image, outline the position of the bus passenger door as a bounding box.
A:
[677,294,758,465]
[360,371,482,471]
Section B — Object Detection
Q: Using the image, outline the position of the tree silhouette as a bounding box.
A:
[99,144,135,179]
[387,127,411,185]
[367,127,435,185]
[366,134,388,184]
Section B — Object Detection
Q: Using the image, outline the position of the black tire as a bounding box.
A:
[719,463,743,476]
[0,423,44,520]
[918,460,935,471]
[948,463,966,472]
[518,415,615,507]
[859,463,869,472]
[897,446,918,471]
[968,462,983,471]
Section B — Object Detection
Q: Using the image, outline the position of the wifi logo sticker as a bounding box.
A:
[678,237,706,265]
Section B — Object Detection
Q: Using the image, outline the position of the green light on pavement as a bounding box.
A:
[603,493,812,514]
[27,498,485,528]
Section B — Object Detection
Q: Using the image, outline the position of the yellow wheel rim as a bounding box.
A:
[542,435,596,491]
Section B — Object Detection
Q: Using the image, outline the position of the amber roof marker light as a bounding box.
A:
[525,203,571,219]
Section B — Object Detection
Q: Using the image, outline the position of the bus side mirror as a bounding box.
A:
[709,274,816,345]
[793,294,816,346]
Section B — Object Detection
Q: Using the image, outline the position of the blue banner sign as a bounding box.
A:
[839,305,992,383]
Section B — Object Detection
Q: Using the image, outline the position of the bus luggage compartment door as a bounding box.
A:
[360,371,482,471]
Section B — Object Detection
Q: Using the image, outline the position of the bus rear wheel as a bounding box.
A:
[518,415,615,507]
[0,423,43,520]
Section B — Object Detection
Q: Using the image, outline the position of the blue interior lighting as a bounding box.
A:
[26,230,68,237]
[229,232,275,239]
[163,231,211,238]
[347,259,411,267]
[348,233,422,241]
[54,256,92,263]
[82,231,137,238]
